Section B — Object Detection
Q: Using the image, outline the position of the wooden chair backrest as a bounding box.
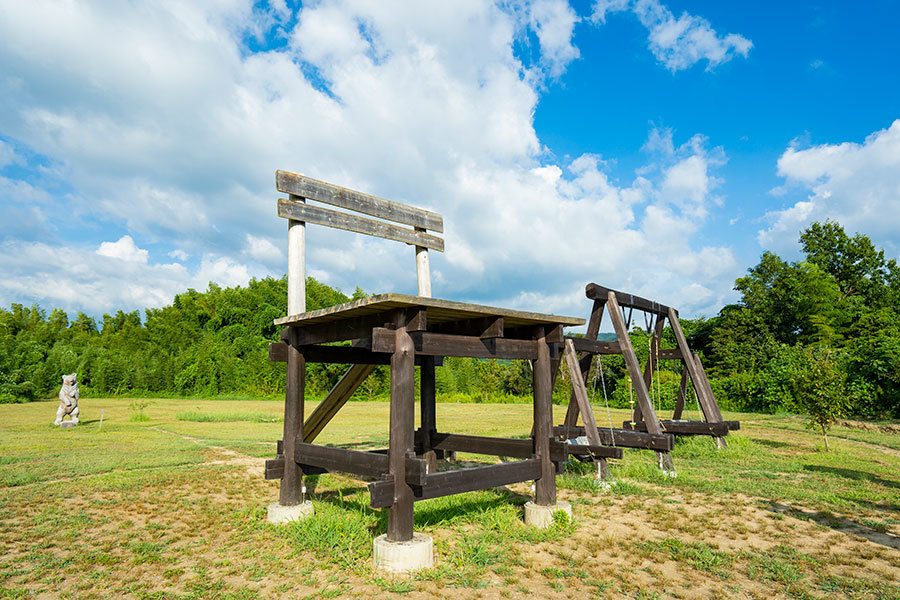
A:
[276,170,444,312]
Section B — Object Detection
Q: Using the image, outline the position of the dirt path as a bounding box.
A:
[149,426,264,475]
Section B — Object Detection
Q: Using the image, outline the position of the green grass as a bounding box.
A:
[1,398,899,599]
[175,410,282,423]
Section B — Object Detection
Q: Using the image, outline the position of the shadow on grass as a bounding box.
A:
[767,502,900,550]
[752,438,792,449]
[803,464,900,490]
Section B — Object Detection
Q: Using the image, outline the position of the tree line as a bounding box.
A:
[2,221,898,419]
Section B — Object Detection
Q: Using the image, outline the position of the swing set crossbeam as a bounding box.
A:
[585,284,674,317]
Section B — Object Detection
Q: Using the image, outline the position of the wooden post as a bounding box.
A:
[420,356,437,472]
[415,228,431,297]
[673,367,689,420]
[693,353,727,449]
[533,327,556,506]
[387,314,416,541]
[668,308,718,423]
[563,339,601,447]
[563,299,604,428]
[607,292,674,472]
[287,195,306,316]
[279,329,305,506]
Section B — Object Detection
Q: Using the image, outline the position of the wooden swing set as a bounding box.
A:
[556,283,739,476]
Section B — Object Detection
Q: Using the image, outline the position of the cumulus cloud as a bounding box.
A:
[244,233,283,264]
[759,120,900,253]
[0,0,742,321]
[526,0,581,77]
[96,235,149,263]
[0,239,253,315]
[591,0,752,71]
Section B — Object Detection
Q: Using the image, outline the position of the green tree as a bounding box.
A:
[790,346,850,451]
[801,220,899,305]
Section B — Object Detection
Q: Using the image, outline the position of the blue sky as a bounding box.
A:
[1,0,898,326]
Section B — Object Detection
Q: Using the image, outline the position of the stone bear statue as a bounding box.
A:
[55,373,80,426]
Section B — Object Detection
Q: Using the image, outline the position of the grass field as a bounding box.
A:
[1,398,898,599]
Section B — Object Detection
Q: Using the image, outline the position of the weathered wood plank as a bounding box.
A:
[566,444,623,460]
[624,420,740,436]
[553,426,674,451]
[303,364,376,443]
[606,293,663,436]
[416,432,566,462]
[278,198,444,251]
[693,353,724,422]
[371,328,540,360]
[265,458,284,480]
[388,321,416,541]
[294,443,427,485]
[275,293,584,328]
[668,307,718,424]
[673,368,689,420]
[607,292,674,473]
[286,314,393,346]
[279,332,304,506]
[585,283,674,317]
[567,337,622,355]
[419,356,437,472]
[533,327,556,506]
[369,459,542,508]
[564,339,602,447]
[430,316,504,339]
[277,170,444,232]
[269,342,437,366]
[563,299,604,428]
[657,348,683,361]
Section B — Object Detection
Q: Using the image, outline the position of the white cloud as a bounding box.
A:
[591,0,752,71]
[759,120,900,253]
[0,1,742,321]
[527,0,581,77]
[244,233,283,264]
[96,235,149,263]
[0,140,22,168]
[0,239,253,315]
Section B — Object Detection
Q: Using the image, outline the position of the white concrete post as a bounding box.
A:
[415,228,431,298]
[287,195,306,315]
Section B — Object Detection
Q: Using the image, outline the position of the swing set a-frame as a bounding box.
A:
[557,283,739,476]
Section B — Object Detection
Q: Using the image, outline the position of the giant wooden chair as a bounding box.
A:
[264,171,593,570]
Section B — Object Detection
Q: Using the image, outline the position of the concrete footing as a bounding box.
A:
[524,500,572,529]
[266,500,314,524]
[373,533,434,573]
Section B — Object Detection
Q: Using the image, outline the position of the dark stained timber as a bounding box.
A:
[268,341,440,366]
[279,335,304,506]
[624,420,740,436]
[533,327,556,506]
[429,316,504,338]
[371,328,540,360]
[553,426,674,451]
[303,364,376,443]
[369,459,542,509]
[585,283,674,317]
[387,323,416,542]
[567,337,622,355]
[565,444,623,460]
